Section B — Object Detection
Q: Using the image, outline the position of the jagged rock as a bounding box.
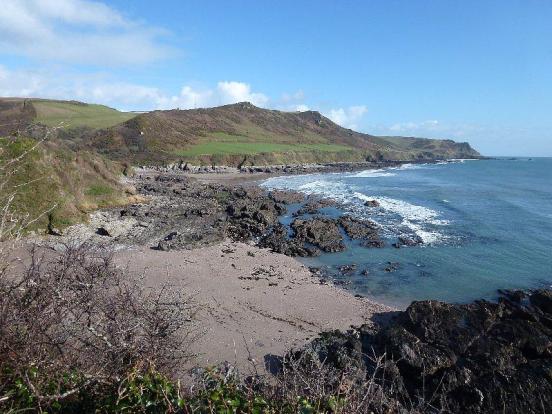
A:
[268,190,305,204]
[364,199,380,207]
[384,262,400,272]
[530,289,552,314]
[394,235,424,248]
[259,224,320,257]
[337,264,357,274]
[295,289,552,413]
[337,215,384,248]
[291,217,345,253]
[293,198,337,216]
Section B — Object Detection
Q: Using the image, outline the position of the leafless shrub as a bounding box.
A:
[262,348,403,413]
[0,125,60,278]
[0,242,197,407]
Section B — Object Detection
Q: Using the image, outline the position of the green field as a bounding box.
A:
[33,101,136,129]
[174,141,353,157]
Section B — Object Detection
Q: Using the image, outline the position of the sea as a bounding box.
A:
[261,158,552,307]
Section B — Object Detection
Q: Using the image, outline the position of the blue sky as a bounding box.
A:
[1,0,551,156]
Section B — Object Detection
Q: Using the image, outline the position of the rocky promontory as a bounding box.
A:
[292,288,552,413]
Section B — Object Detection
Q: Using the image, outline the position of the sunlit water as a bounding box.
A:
[261,158,552,307]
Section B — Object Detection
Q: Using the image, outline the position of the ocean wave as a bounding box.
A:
[354,193,448,224]
[350,169,397,178]
[263,176,354,203]
[263,173,451,244]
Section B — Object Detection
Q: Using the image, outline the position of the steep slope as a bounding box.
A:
[89,102,480,165]
[0,98,37,136]
[0,98,139,232]
[0,136,135,233]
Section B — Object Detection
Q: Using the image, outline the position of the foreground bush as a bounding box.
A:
[0,243,196,412]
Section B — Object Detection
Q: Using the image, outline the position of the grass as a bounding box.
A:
[174,141,352,157]
[33,100,136,129]
[0,136,129,233]
[85,184,114,196]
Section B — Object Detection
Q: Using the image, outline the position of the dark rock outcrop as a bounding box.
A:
[258,224,320,257]
[268,190,305,204]
[86,171,384,258]
[293,198,337,216]
[364,199,380,207]
[393,235,424,248]
[295,289,552,413]
[338,215,384,248]
[291,217,346,253]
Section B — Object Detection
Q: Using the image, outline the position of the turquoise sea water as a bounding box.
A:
[261,158,552,307]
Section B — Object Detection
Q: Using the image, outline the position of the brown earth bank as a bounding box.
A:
[30,168,552,413]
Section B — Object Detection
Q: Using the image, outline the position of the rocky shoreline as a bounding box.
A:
[44,166,552,413]
[135,158,463,176]
[59,168,393,262]
[296,288,552,412]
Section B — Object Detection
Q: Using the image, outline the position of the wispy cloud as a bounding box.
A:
[0,0,172,65]
[326,105,368,129]
[388,120,440,133]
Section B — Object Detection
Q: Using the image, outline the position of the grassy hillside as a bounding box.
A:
[0,98,136,134]
[0,98,480,166]
[0,136,135,233]
[33,100,136,129]
[89,102,481,165]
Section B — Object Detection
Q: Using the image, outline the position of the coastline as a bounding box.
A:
[10,158,552,411]
[32,161,400,373]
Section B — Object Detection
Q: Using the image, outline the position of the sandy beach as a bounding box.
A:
[114,240,395,374]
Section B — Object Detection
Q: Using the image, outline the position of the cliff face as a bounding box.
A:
[88,102,481,165]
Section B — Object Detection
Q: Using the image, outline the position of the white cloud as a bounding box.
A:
[33,0,128,27]
[326,105,367,129]
[295,104,310,112]
[281,90,305,103]
[216,81,268,107]
[0,66,269,111]
[0,0,171,65]
[370,119,483,140]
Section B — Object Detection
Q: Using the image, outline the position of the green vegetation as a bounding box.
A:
[85,183,114,196]
[88,102,479,165]
[174,141,352,157]
[33,100,136,129]
[1,364,364,413]
[0,136,129,233]
[1,97,480,167]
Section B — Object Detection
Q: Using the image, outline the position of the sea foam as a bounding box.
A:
[262,170,450,245]
[353,192,449,244]
[350,169,397,178]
